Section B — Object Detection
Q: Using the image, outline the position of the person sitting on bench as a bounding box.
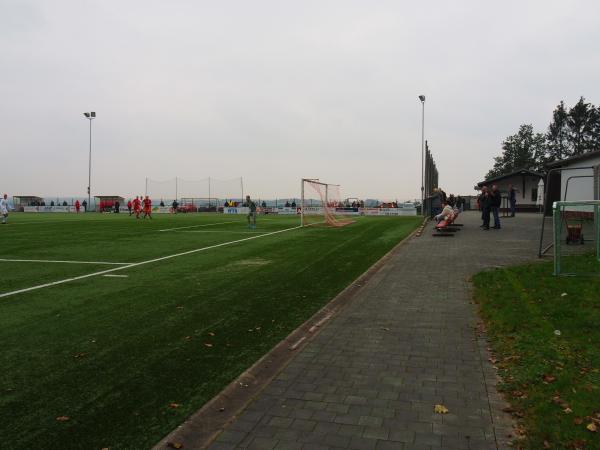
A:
[434,202,454,223]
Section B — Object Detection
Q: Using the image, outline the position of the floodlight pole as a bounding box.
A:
[419,95,426,217]
[300,179,305,227]
[83,112,96,211]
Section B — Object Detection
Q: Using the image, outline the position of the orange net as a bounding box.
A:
[302,180,354,227]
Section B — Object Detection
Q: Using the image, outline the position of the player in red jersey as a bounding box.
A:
[142,196,152,219]
[132,196,142,219]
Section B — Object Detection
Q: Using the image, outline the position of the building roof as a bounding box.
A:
[477,168,543,187]
[94,195,125,200]
[546,149,600,168]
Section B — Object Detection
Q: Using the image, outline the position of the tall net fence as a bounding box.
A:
[145,178,177,203]
[302,179,354,227]
[145,177,243,206]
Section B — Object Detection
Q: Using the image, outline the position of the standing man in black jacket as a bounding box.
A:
[491,185,502,229]
[480,187,492,230]
[508,184,516,217]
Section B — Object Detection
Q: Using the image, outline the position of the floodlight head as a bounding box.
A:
[91,112,96,117]
[418,95,426,102]
[83,112,90,118]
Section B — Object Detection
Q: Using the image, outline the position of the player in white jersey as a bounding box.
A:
[0,194,8,224]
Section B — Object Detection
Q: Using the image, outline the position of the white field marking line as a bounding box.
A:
[103,274,129,278]
[9,218,121,226]
[0,258,129,265]
[158,220,241,232]
[176,230,266,234]
[0,225,302,299]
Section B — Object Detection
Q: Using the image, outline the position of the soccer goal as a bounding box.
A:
[552,200,600,276]
[300,178,354,227]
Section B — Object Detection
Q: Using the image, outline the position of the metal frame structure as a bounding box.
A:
[538,166,595,257]
[552,200,600,276]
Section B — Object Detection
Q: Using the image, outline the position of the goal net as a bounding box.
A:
[552,200,600,276]
[301,179,354,227]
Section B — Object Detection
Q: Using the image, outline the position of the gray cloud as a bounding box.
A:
[1,0,599,200]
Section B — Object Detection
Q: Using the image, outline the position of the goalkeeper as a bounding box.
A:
[245,195,257,229]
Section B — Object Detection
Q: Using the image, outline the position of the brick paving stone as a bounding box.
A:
[206,212,549,449]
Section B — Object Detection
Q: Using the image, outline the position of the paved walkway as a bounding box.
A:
[208,212,544,450]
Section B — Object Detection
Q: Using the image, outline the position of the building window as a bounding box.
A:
[531,187,538,202]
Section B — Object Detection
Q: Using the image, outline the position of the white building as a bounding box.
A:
[476,169,544,212]
[546,150,600,203]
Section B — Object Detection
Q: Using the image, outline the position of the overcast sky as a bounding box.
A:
[2,0,599,201]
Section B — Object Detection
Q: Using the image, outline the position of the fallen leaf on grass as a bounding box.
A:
[542,374,557,383]
[434,404,449,414]
[587,423,598,432]
[204,343,213,348]
[208,332,215,336]
[564,408,573,414]
[561,292,568,297]
[168,403,180,409]
[543,440,551,449]
[574,417,583,425]
[183,336,191,341]
[512,390,527,399]
[56,416,70,422]
[167,442,184,449]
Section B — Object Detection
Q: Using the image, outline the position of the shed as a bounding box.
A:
[476,169,544,212]
[545,150,600,206]
[13,196,44,211]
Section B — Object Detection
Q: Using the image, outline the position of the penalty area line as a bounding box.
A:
[0,225,303,299]
[0,258,129,265]
[158,221,241,232]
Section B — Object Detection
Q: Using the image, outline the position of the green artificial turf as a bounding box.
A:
[0,212,420,450]
[472,254,600,450]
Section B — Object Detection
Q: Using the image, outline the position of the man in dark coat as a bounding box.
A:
[480,187,492,230]
[508,184,516,217]
[490,185,502,229]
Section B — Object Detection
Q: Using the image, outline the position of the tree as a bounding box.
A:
[546,101,570,161]
[485,124,547,180]
[567,96,596,155]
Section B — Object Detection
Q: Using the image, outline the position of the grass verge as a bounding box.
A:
[472,253,600,450]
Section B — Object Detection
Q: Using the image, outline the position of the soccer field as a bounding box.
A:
[0,212,420,450]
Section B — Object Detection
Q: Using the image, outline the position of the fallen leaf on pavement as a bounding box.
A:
[434,404,449,414]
